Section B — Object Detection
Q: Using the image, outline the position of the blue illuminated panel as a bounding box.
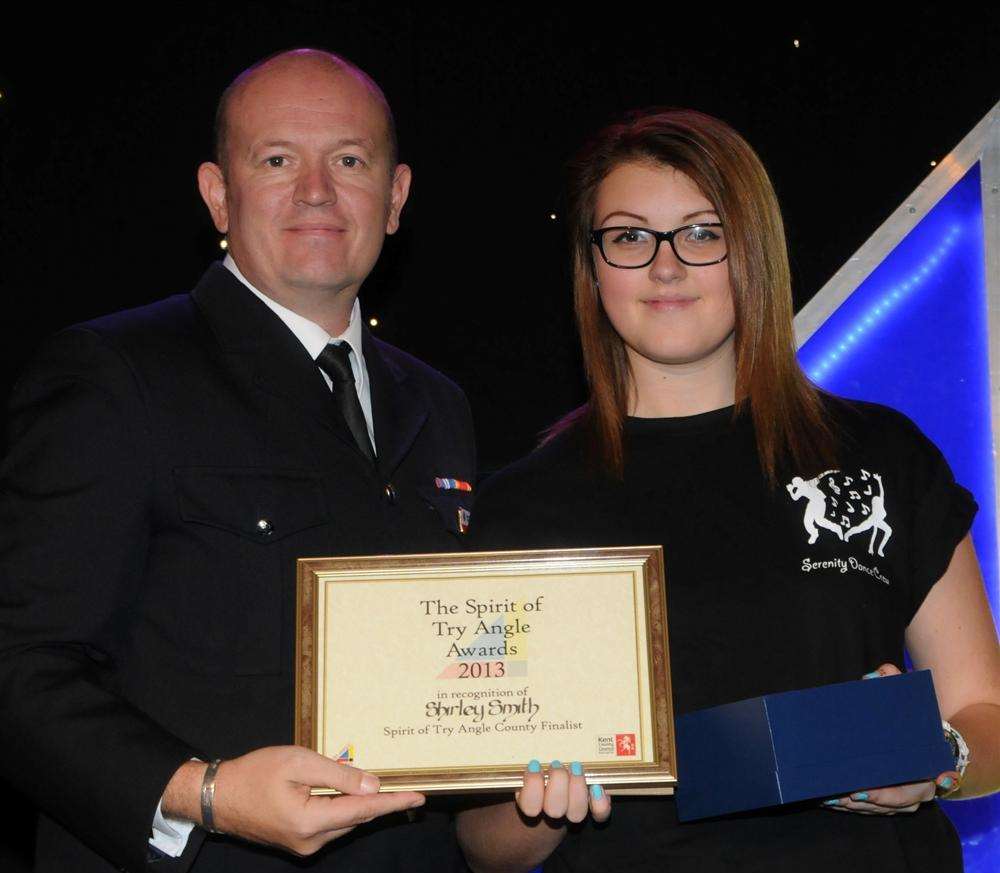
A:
[798,162,998,870]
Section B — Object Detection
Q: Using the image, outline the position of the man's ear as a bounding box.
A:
[385,163,412,235]
[197,162,230,234]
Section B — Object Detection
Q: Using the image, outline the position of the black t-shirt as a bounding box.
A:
[470,400,976,873]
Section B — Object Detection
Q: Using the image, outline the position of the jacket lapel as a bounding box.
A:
[364,330,429,477]
[190,263,360,455]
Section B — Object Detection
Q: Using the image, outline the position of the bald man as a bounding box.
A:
[0,50,475,873]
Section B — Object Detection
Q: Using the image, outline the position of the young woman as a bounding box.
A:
[456,109,1000,873]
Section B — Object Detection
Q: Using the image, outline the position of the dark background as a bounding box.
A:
[1,4,998,868]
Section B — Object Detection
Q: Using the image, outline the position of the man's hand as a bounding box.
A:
[162,746,424,857]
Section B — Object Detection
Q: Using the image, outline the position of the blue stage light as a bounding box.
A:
[798,162,998,871]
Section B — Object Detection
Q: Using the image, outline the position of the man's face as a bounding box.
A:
[199,57,410,314]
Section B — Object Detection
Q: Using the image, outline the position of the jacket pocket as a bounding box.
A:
[174,466,329,542]
[171,466,330,676]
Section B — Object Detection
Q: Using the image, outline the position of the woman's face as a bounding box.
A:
[591,161,735,372]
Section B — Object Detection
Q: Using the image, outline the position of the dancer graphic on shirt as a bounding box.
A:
[786,471,844,544]
[845,472,892,556]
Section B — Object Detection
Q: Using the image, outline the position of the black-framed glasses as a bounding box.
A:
[590,223,727,268]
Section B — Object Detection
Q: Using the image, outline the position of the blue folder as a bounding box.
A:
[675,670,954,821]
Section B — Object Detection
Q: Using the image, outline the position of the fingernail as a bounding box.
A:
[571,761,583,776]
[360,774,379,794]
[823,798,840,806]
[939,776,954,790]
[863,671,881,679]
[550,760,563,769]
[851,792,869,802]
[409,796,425,808]
[527,759,541,773]
[590,784,605,800]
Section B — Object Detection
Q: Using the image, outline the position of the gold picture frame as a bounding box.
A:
[296,546,675,795]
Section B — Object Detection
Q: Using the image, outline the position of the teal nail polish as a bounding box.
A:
[527,759,541,773]
[823,798,840,806]
[851,792,869,802]
[550,760,563,769]
[571,761,584,776]
[863,671,881,679]
[940,776,954,789]
[590,784,605,800]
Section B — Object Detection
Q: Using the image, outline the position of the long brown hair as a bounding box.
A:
[548,108,834,483]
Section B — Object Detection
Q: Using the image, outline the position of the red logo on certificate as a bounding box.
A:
[615,733,636,756]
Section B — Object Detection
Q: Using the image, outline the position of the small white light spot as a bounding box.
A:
[549,213,557,220]
[369,317,379,328]
[930,160,937,167]
[219,239,228,250]
[793,38,800,47]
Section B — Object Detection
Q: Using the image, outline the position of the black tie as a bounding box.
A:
[316,343,376,466]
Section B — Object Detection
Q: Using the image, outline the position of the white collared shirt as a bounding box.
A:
[149,258,378,857]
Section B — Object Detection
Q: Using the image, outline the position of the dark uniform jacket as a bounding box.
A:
[0,263,476,873]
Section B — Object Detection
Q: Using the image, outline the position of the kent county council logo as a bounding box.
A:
[334,743,355,764]
[616,734,636,756]
[785,468,892,556]
[597,734,637,756]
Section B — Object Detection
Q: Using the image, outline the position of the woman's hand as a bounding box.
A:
[822,663,959,815]
[456,760,611,873]
[822,773,958,814]
[515,760,611,824]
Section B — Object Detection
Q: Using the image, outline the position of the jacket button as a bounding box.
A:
[256,518,273,536]
[383,483,397,504]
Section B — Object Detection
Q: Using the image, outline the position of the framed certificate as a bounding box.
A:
[295,546,675,794]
